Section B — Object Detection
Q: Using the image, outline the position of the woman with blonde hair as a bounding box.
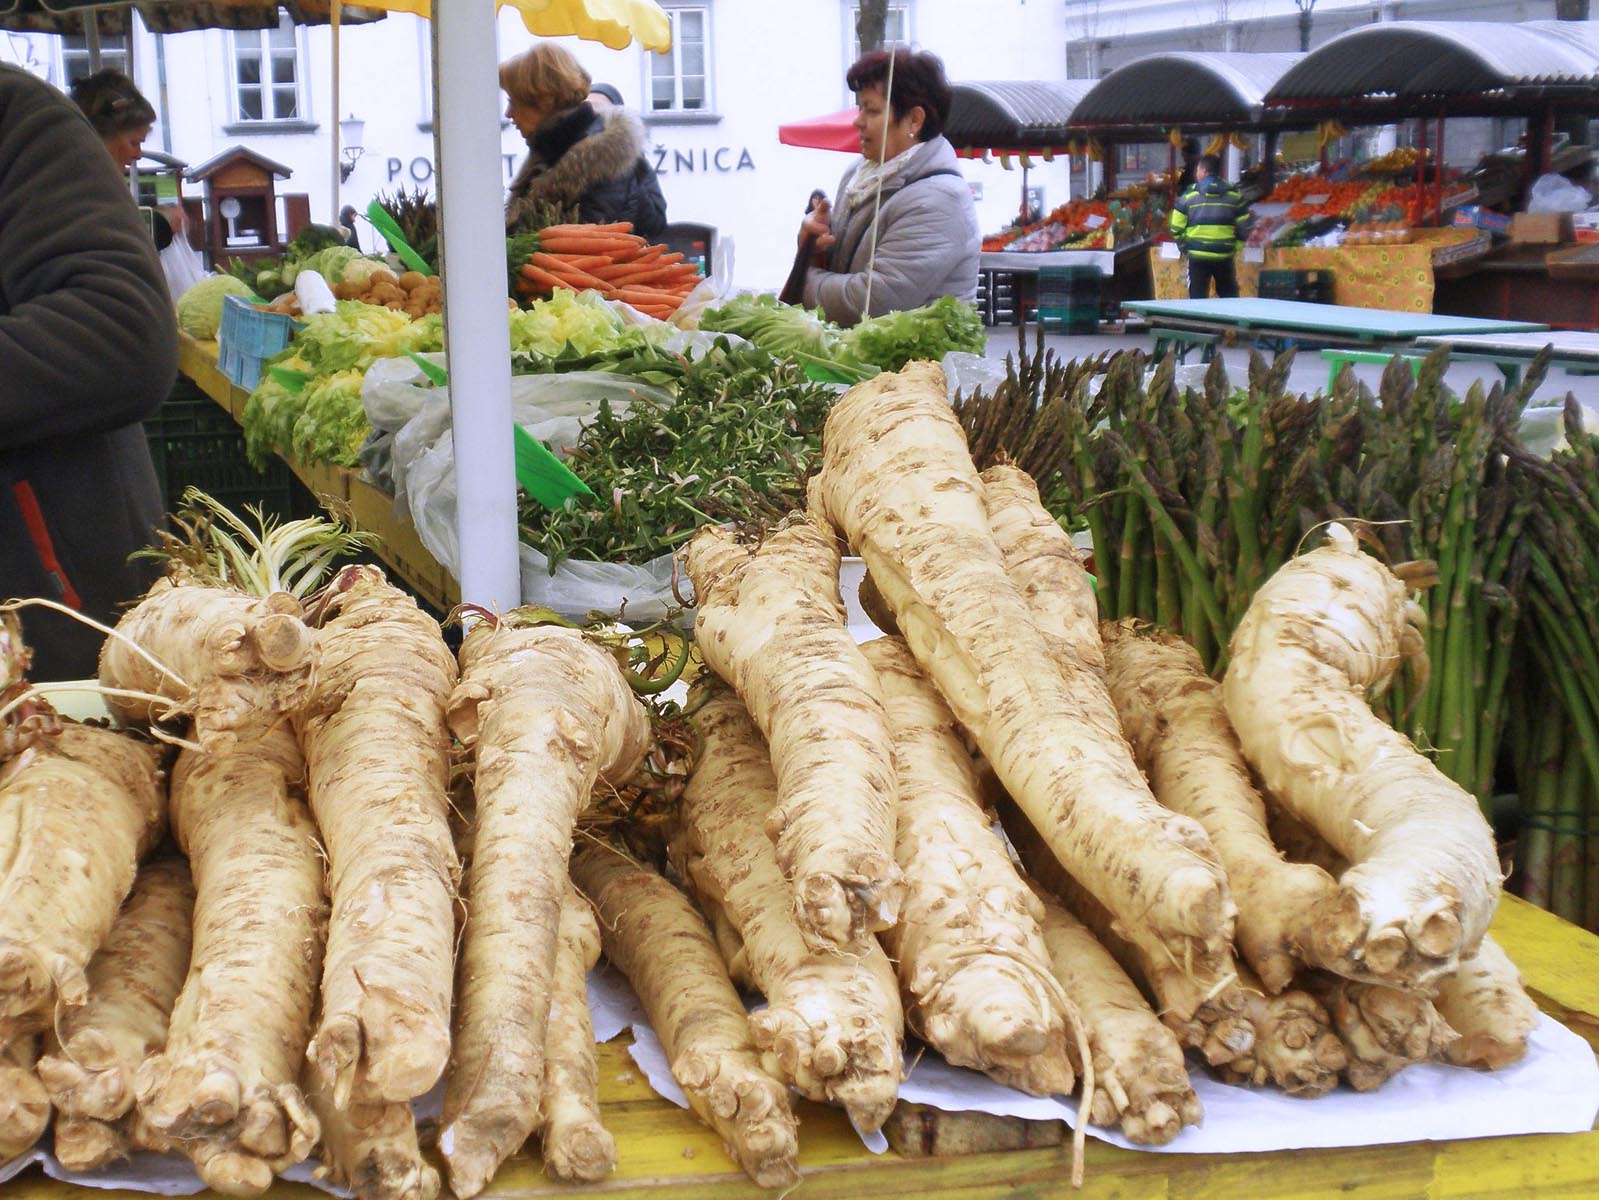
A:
[500,42,666,236]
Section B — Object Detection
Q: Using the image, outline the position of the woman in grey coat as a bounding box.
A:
[798,50,979,327]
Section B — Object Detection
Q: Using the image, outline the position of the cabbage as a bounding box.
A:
[176,274,254,340]
[339,256,393,287]
[298,246,362,285]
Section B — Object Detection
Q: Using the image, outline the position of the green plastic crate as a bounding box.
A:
[1037,305,1100,335]
[144,385,297,520]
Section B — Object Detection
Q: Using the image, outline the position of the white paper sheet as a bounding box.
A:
[895,1014,1599,1154]
[0,1150,43,1187]
[594,956,1599,1157]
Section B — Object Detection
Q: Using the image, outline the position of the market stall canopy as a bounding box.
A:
[1266,20,1599,113]
[0,0,383,34]
[779,80,1093,155]
[1069,51,1306,134]
[353,0,669,49]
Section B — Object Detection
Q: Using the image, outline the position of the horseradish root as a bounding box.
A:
[684,519,903,954]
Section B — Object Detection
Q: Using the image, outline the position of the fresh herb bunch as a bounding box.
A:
[519,338,834,568]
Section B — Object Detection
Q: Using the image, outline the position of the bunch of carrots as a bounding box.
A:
[516,222,704,320]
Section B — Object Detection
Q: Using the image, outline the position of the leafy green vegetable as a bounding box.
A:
[290,370,369,467]
[519,338,834,568]
[699,293,877,382]
[508,289,647,358]
[842,295,986,372]
[293,301,441,374]
[176,274,254,340]
[241,350,313,471]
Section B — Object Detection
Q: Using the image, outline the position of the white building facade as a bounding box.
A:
[3,0,1573,289]
[3,1,1081,290]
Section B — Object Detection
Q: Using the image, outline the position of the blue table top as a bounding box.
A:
[1123,298,1548,341]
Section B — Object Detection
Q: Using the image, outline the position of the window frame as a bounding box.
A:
[226,11,314,131]
[843,1,915,69]
[643,3,716,122]
[58,33,129,90]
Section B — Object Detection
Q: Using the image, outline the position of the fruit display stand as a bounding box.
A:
[3,894,1595,1199]
[176,332,459,614]
[1151,227,1489,310]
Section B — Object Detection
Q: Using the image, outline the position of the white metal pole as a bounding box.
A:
[331,1,342,222]
[432,1,521,614]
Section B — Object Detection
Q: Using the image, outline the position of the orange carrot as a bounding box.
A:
[537,235,644,257]
[615,287,688,307]
[531,254,612,292]
[605,265,699,288]
[540,222,634,236]
[552,254,617,272]
[519,263,569,293]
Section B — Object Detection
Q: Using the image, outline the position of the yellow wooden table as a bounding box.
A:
[5,895,1596,1199]
[176,336,460,614]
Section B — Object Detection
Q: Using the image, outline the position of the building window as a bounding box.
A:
[848,2,912,62]
[231,12,303,123]
[60,34,128,89]
[649,5,710,113]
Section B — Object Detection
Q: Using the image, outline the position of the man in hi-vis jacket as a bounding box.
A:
[1169,153,1252,300]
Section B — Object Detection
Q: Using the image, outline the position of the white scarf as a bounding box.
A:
[842,141,924,214]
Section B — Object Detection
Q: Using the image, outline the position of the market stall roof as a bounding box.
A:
[946,79,1095,151]
[1068,52,1306,133]
[185,144,292,181]
[0,0,383,34]
[1266,20,1599,108]
[780,79,1094,155]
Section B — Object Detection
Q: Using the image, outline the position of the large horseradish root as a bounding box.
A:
[0,1035,50,1160]
[572,841,801,1190]
[861,637,1076,1097]
[440,621,649,1199]
[670,684,904,1132]
[1101,620,1338,994]
[0,723,166,1035]
[135,726,326,1196]
[999,799,1254,1068]
[296,567,460,1109]
[535,887,615,1183]
[1033,892,1200,1146]
[98,581,317,754]
[1222,524,1501,992]
[810,362,1235,999]
[1300,971,1457,1091]
[1211,963,1347,1098]
[37,858,193,1168]
[1431,934,1540,1070]
[684,520,903,954]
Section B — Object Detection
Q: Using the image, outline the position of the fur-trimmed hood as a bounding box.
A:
[506,104,647,229]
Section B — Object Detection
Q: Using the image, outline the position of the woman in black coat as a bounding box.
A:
[500,44,666,237]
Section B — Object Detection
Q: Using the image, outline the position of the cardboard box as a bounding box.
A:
[1509,212,1573,245]
[1572,212,1599,244]
[1452,205,1512,236]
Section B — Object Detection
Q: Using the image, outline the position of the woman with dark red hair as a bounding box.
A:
[795,49,979,326]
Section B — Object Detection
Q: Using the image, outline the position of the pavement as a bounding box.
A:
[981,319,1599,407]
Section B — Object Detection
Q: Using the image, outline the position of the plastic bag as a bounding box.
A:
[159,238,209,301]
[1526,174,1593,214]
[362,358,689,623]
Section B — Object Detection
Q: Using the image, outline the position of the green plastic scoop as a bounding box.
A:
[403,352,593,509]
[366,200,435,277]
